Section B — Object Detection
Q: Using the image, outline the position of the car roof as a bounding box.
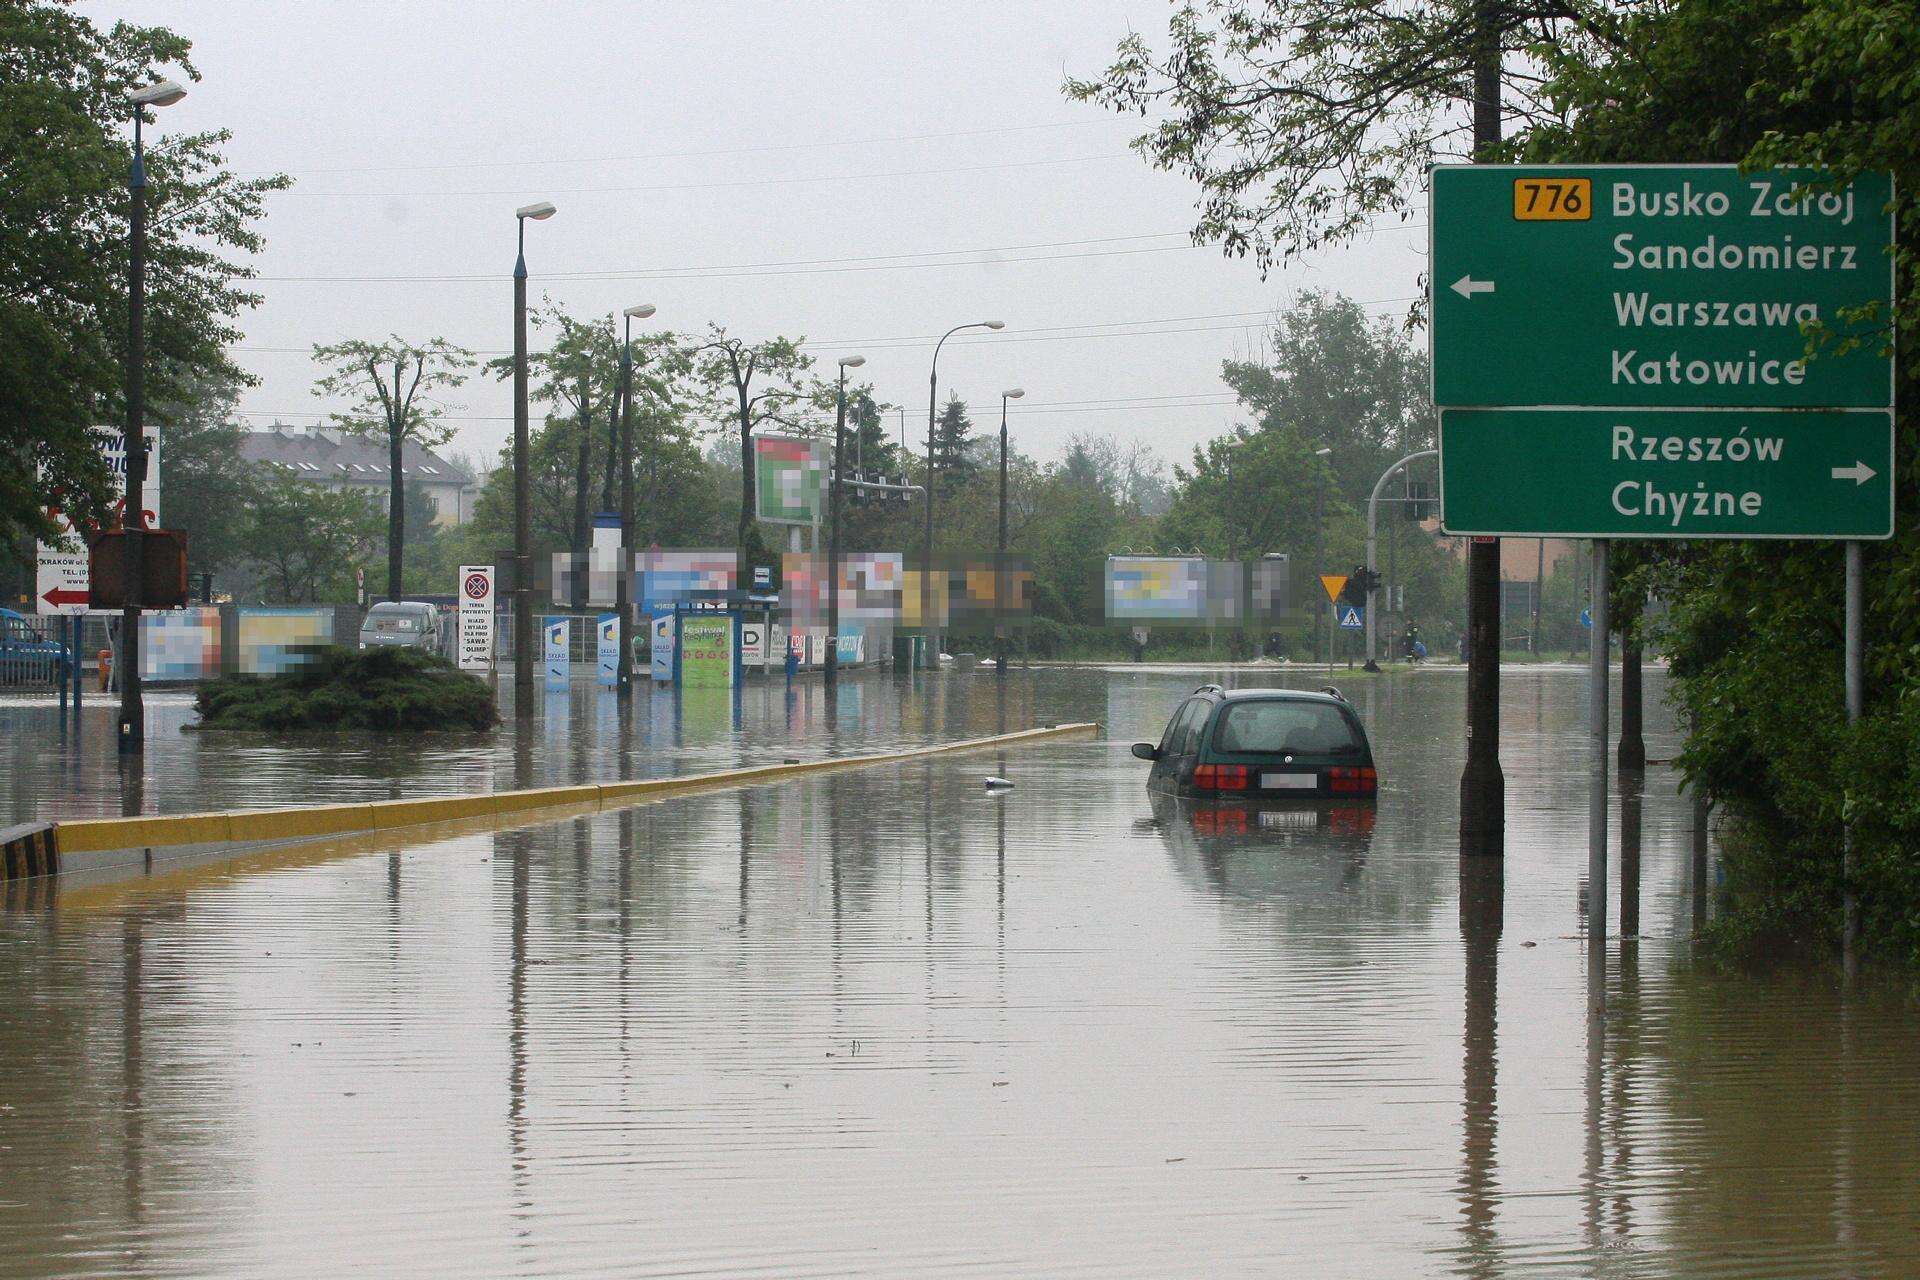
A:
[1196,687,1350,707]
[366,601,434,612]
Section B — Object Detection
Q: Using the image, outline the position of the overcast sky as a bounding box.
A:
[81,0,1427,470]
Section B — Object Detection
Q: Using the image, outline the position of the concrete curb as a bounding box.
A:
[37,723,1098,883]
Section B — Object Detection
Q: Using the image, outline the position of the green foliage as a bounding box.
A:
[1,1,286,554]
[693,325,814,581]
[1517,0,1920,962]
[1221,290,1434,505]
[930,394,979,495]
[153,367,254,576]
[1064,0,1604,272]
[240,469,383,604]
[314,335,475,599]
[194,646,499,733]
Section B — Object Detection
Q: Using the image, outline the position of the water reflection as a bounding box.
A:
[1,668,1917,1276]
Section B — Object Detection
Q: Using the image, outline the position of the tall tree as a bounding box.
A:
[152,365,254,579]
[1222,290,1434,504]
[240,468,383,604]
[311,336,473,600]
[1,2,286,554]
[1064,1,1620,274]
[930,393,979,496]
[692,326,813,580]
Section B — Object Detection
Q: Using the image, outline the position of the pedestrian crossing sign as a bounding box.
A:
[1336,603,1364,629]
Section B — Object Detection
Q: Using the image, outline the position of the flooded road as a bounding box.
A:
[3,666,1918,1276]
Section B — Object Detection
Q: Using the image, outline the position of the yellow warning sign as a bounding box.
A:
[1319,574,1348,603]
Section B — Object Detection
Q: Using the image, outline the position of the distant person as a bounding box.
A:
[1411,639,1428,663]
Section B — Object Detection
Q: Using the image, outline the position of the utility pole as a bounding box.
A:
[117,80,186,754]
[1460,0,1506,857]
[615,304,655,700]
[511,201,557,720]
[825,355,865,688]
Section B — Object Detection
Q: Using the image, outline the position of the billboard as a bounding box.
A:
[36,424,161,616]
[236,607,332,675]
[1104,556,1242,626]
[677,613,737,688]
[753,435,827,526]
[641,549,736,614]
[141,606,220,681]
[781,551,905,625]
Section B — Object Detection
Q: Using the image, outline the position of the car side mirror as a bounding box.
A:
[1131,742,1159,761]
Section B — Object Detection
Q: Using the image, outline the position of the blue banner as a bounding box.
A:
[542,616,570,686]
[596,614,619,685]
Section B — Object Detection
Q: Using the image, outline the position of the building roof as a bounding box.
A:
[239,426,475,486]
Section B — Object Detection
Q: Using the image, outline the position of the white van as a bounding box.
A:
[358,601,444,655]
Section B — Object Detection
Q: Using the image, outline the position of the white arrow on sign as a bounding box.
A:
[1831,461,1877,485]
[1450,275,1496,299]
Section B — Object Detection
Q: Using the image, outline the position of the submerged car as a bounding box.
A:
[357,601,445,655]
[1132,685,1378,800]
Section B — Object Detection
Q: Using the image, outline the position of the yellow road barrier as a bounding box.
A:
[43,723,1097,878]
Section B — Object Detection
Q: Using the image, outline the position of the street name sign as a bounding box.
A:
[1432,164,1895,539]
[1441,407,1893,539]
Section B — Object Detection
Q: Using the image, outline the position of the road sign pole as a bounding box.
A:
[1588,539,1610,1015]
[1843,539,1863,978]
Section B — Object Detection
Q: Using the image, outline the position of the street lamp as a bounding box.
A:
[923,319,1004,665]
[1363,449,1438,670]
[116,78,186,756]
[825,354,866,688]
[995,388,1024,670]
[511,199,556,721]
[615,303,656,700]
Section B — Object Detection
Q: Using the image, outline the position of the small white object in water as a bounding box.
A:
[984,776,1014,790]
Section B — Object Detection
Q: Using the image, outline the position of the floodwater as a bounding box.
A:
[3,666,1918,1277]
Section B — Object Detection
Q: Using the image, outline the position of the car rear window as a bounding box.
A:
[1212,701,1360,755]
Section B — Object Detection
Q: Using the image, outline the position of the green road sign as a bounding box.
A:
[1440,407,1893,540]
[1431,165,1894,409]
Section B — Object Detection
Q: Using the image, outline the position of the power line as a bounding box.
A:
[272,151,1131,201]
[227,293,1422,358]
[241,119,1113,177]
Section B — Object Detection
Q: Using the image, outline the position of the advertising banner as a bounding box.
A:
[677,613,737,688]
[596,613,619,686]
[650,613,674,682]
[742,619,766,666]
[236,607,332,675]
[36,424,160,616]
[141,606,221,681]
[753,435,827,526]
[543,617,570,686]
[457,564,494,671]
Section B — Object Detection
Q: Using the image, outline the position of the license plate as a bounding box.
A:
[1260,773,1319,790]
[1259,810,1318,830]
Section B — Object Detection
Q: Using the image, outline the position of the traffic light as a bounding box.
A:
[1404,480,1435,522]
[1341,567,1381,605]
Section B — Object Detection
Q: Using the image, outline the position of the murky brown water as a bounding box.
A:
[3,666,1917,1277]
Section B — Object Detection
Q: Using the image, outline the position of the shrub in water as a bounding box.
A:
[194,647,500,732]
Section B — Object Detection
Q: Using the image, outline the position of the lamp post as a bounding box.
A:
[116,78,186,756]
[511,199,555,721]
[1363,448,1438,670]
[825,355,866,688]
[995,388,1024,671]
[615,303,656,700]
[923,319,1003,665]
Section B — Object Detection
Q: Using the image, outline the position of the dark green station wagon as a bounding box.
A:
[1132,685,1378,800]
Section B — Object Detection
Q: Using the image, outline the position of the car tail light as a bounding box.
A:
[1193,764,1249,792]
[1193,807,1248,835]
[1328,766,1378,795]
